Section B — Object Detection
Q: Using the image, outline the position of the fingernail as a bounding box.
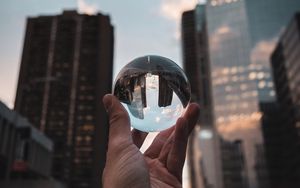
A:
[103,95,112,112]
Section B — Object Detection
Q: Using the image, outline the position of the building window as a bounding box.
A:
[80,124,94,132]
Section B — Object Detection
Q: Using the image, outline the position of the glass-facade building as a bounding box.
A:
[194,0,300,187]
[206,1,262,186]
[182,5,223,188]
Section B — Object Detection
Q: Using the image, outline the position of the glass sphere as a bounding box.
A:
[113,55,191,132]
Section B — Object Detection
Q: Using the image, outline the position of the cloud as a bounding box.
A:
[160,0,198,21]
[250,38,278,66]
[159,0,199,40]
[77,0,98,15]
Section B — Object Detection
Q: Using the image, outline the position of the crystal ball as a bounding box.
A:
[113,55,191,132]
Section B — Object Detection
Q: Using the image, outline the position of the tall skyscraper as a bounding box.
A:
[14,10,114,188]
[267,12,300,187]
[181,9,205,188]
[205,1,300,187]
[182,5,223,188]
[182,1,300,187]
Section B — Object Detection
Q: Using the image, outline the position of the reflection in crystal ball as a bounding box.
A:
[113,55,191,132]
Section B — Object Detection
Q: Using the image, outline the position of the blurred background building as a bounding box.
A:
[0,101,64,188]
[264,12,300,188]
[182,0,300,188]
[13,10,114,188]
[220,139,248,188]
[181,5,222,188]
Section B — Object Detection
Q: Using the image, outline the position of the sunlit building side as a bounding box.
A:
[205,0,300,187]
[206,1,262,187]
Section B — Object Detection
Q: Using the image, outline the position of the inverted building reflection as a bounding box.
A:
[114,57,191,121]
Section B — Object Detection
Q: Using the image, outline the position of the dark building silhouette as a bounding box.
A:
[263,12,300,188]
[0,101,58,187]
[220,139,248,188]
[158,75,173,107]
[0,180,65,188]
[254,143,269,188]
[259,102,283,188]
[182,7,214,128]
[14,10,114,188]
[182,8,203,188]
[182,5,222,188]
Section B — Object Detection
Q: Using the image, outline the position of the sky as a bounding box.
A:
[0,0,203,108]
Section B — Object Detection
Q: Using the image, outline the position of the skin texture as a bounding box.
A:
[102,94,200,188]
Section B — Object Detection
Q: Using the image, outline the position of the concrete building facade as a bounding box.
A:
[14,10,114,188]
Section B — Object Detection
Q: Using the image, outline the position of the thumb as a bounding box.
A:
[103,94,132,147]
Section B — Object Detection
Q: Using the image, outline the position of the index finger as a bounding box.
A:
[103,94,132,148]
[166,103,200,180]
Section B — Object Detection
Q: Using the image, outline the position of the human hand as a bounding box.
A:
[102,94,200,188]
